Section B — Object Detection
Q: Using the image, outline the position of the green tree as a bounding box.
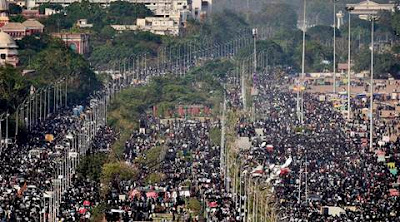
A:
[272,29,303,53]
[106,1,153,25]
[145,172,165,185]
[187,198,202,213]
[0,66,31,113]
[9,3,22,14]
[9,15,26,23]
[308,25,340,46]
[89,31,162,68]
[392,9,400,36]
[293,40,332,72]
[76,153,108,181]
[251,3,297,32]
[354,47,400,79]
[38,3,63,14]
[201,10,249,43]
[41,13,72,33]
[17,33,100,102]
[101,161,138,195]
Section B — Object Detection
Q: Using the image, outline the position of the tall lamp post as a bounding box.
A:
[369,15,378,151]
[300,0,307,124]
[346,6,354,120]
[253,28,258,77]
[333,0,338,94]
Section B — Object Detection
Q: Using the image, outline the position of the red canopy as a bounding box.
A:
[129,189,141,199]
[253,170,264,175]
[146,191,158,198]
[79,208,87,214]
[208,202,218,208]
[279,168,290,176]
[83,200,90,206]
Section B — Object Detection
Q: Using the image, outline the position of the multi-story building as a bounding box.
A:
[26,0,212,36]
[190,0,212,21]
[0,0,45,40]
[112,16,179,36]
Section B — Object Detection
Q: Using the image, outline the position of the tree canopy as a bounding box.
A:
[251,3,298,32]
[41,1,153,33]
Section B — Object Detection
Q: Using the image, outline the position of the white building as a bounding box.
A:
[27,0,213,35]
[76,19,93,28]
[26,0,212,21]
[346,0,394,15]
[112,16,179,36]
[191,0,212,21]
[110,0,192,36]
[0,31,18,67]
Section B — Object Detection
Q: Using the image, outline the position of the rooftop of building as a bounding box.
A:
[22,19,45,29]
[0,31,17,48]
[1,22,26,31]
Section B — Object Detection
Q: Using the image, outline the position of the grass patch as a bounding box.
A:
[210,127,221,146]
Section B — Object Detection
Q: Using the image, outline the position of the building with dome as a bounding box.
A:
[0,0,9,27]
[0,31,18,67]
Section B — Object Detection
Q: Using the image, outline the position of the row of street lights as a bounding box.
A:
[0,29,259,221]
[46,33,258,221]
[106,28,282,82]
[294,0,385,208]
[0,29,257,153]
[43,81,116,221]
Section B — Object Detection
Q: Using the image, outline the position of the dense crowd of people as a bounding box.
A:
[58,126,118,221]
[233,69,400,221]
[1,58,400,222]
[0,109,90,221]
[100,117,239,221]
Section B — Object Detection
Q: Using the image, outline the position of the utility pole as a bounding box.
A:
[241,61,247,111]
[246,0,250,22]
[333,0,337,94]
[297,0,307,124]
[369,15,377,151]
[221,84,227,191]
[252,28,257,121]
[301,0,306,125]
[5,112,9,149]
[346,7,354,120]
[0,114,3,155]
[253,28,257,82]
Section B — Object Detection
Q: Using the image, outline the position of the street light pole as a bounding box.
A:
[253,28,257,79]
[298,0,307,124]
[346,7,354,120]
[5,112,9,149]
[333,0,337,94]
[369,16,377,151]
[0,115,3,154]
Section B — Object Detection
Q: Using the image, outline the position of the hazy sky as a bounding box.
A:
[213,0,393,26]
